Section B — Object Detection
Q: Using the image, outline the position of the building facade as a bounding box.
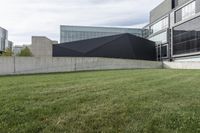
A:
[60,25,142,43]
[0,27,8,53]
[29,36,58,57]
[8,41,13,51]
[0,27,13,54]
[144,0,200,61]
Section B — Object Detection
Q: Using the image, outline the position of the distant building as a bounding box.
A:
[8,41,13,50]
[0,27,8,53]
[60,25,142,43]
[29,36,58,57]
[0,27,13,54]
[13,37,57,57]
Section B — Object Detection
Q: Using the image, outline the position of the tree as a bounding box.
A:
[17,47,32,57]
[2,48,13,56]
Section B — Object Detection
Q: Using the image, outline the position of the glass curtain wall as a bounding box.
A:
[175,1,196,23]
[150,17,168,34]
[60,26,143,43]
[173,16,200,55]
[182,1,196,20]
[148,16,169,60]
[149,31,168,44]
[0,28,7,52]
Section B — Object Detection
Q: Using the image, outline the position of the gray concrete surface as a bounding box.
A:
[150,0,172,23]
[0,57,162,75]
[29,36,58,57]
[0,57,14,75]
[164,61,200,69]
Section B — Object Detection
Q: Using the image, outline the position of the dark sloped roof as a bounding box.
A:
[53,33,156,61]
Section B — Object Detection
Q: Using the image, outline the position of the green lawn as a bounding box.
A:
[0,69,200,133]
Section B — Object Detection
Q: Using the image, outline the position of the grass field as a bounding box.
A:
[0,69,200,133]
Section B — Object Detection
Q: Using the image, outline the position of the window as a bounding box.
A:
[175,9,182,23]
[142,25,151,38]
[172,0,178,9]
[173,16,200,55]
[149,31,168,45]
[161,45,168,57]
[150,17,168,34]
[182,1,196,20]
[157,45,168,59]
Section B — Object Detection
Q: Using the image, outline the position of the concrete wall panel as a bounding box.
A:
[150,0,172,23]
[29,36,58,57]
[0,57,162,75]
[0,57,14,75]
[164,61,200,69]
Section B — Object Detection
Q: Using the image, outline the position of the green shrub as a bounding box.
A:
[17,47,32,56]
[1,48,13,56]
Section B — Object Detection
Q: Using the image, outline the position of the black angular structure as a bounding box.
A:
[53,33,156,61]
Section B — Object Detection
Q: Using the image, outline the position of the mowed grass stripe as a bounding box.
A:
[0,69,200,133]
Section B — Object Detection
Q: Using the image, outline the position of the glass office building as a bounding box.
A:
[143,15,169,60]
[60,25,142,43]
[0,27,8,52]
[173,0,200,57]
[144,0,200,61]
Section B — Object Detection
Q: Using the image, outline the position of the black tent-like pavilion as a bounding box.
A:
[53,33,156,61]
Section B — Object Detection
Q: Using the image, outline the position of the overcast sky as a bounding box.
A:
[0,0,163,45]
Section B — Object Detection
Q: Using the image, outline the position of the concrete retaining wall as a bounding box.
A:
[0,57,162,75]
[0,57,14,75]
[164,61,200,69]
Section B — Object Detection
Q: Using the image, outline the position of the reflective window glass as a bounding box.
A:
[150,17,168,34]
[173,16,200,55]
[182,1,196,20]
[149,31,167,44]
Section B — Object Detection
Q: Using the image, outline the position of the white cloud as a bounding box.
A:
[0,0,163,45]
